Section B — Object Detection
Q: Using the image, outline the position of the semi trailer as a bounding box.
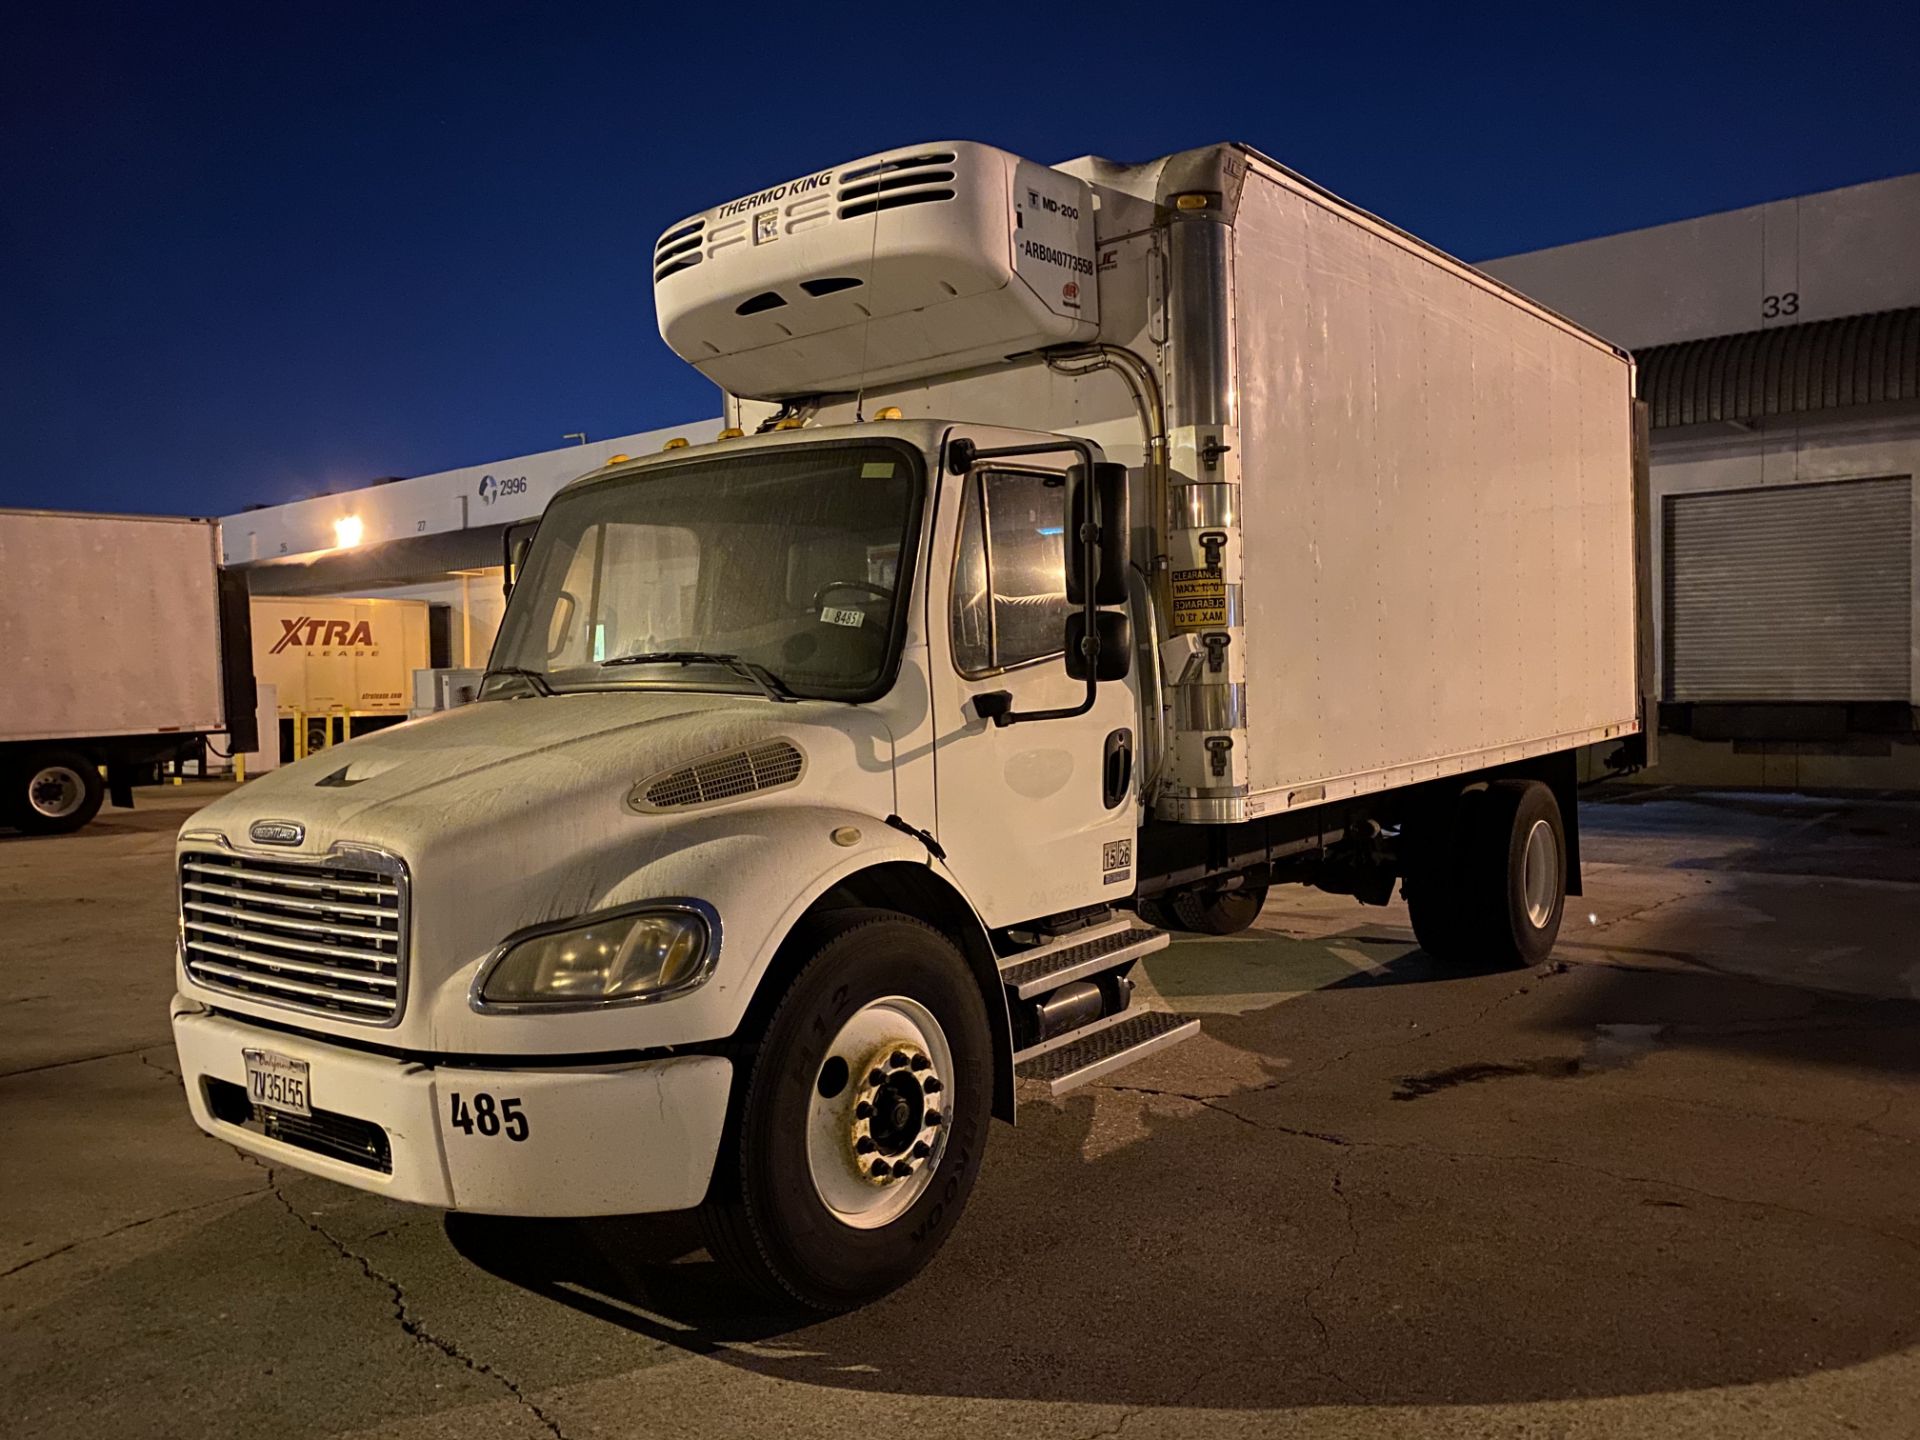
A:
[1,509,255,833]
[169,140,1649,1310]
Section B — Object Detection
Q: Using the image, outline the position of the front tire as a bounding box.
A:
[10,749,104,835]
[700,913,992,1311]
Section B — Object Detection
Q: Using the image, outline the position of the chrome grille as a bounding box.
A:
[179,847,406,1025]
[637,740,805,811]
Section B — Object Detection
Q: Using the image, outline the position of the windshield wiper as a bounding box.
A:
[599,650,797,703]
[483,665,556,697]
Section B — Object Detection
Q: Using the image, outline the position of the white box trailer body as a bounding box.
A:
[250,596,431,717]
[694,143,1643,823]
[169,140,1649,1311]
[0,508,253,831]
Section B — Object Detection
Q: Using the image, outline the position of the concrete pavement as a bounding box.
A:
[3,783,1916,1438]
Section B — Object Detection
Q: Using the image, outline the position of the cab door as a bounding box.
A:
[927,427,1139,929]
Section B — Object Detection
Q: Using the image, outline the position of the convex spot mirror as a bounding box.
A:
[1065,462,1130,607]
[1066,610,1133,682]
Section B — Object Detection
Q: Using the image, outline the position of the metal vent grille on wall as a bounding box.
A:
[634,740,805,811]
[1664,476,1914,702]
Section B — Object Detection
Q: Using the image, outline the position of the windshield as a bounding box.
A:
[485,441,922,702]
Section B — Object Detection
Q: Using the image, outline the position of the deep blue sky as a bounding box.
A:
[4,3,1916,517]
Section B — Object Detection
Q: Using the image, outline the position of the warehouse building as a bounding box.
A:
[224,419,720,672]
[1482,171,1920,788]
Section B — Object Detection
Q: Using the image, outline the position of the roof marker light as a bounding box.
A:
[663,437,690,451]
[606,454,630,465]
[717,427,745,440]
[872,406,904,421]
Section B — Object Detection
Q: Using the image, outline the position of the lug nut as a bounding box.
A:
[923,1078,942,1094]
[868,1068,886,1086]
[889,1050,910,1069]
[856,1137,875,1153]
[924,1110,943,1128]
[892,1160,914,1177]
[870,1160,891,1179]
[910,1054,929,1071]
[854,1100,872,1119]
[911,1141,930,1159]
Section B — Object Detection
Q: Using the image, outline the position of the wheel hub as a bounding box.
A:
[804,994,955,1229]
[29,767,84,819]
[848,1044,944,1184]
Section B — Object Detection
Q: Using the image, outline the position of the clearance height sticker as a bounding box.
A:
[1170,568,1228,631]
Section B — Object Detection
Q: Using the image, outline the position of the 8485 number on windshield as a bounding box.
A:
[448,1091,529,1141]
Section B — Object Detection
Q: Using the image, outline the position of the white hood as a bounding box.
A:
[179,689,901,1048]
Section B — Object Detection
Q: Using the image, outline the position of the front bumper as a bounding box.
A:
[171,998,732,1216]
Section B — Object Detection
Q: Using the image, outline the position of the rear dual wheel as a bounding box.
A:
[1406,779,1565,969]
[1137,880,1269,936]
[6,749,104,835]
[700,914,991,1312]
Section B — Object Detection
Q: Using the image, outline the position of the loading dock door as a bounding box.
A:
[1664,476,1913,702]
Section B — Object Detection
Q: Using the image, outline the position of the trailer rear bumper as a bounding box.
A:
[170,998,731,1216]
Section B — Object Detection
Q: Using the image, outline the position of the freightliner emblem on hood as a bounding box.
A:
[249,819,306,847]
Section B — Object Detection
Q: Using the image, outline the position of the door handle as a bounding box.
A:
[1103,728,1133,809]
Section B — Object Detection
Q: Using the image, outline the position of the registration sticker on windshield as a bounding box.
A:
[860,462,896,478]
[821,606,865,628]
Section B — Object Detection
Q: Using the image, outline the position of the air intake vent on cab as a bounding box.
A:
[632,739,805,812]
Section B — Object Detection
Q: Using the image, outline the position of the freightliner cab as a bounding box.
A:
[170,140,1650,1310]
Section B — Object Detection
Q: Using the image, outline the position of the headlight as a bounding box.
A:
[475,902,717,1009]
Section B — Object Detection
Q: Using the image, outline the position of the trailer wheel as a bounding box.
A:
[1168,881,1268,936]
[1407,780,1564,968]
[699,913,992,1311]
[10,749,104,835]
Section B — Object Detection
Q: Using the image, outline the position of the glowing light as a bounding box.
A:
[333,515,364,548]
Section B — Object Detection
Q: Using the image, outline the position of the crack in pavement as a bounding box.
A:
[1,1187,269,1280]
[1298,1165,1363,1400]
[249,1157,572,1440]
[0,1043,164,1081]
[1120,1087,1920,1258]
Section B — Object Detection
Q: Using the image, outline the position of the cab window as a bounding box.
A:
[952,469,1069,676]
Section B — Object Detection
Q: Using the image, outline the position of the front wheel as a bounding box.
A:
[699,913,992,1311]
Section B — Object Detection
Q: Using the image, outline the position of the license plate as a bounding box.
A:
[243,1048,312,1118]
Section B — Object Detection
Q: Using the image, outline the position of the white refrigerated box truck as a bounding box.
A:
[1,509,256,832]
[169,140,1651,1309]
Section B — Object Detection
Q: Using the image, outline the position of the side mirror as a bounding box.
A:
[1065,610,1132,682]
[1065,462,1130,606]
[505,535,532,600]
[502,520,539,599]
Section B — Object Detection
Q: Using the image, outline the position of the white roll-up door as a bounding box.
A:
[1664,476,1913,702]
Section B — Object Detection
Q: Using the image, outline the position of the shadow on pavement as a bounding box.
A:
[447,951,1920,1410]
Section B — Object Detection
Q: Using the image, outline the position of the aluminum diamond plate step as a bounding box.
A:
[997,924,1169,1000]
[1014,1011,1201,1096]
